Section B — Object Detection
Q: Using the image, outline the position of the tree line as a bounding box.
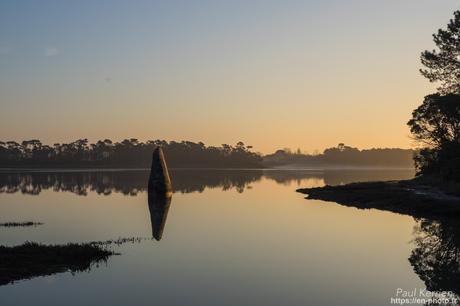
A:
[263,143,414,168]
[0,139,417,169]
[0,139,262,168]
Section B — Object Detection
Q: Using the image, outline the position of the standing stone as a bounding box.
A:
[147,146,173,240]
[148,147,173,195]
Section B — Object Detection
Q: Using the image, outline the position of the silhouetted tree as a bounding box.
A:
[408,94,460,147]
[410,9,460,181]
[421,10,460,94]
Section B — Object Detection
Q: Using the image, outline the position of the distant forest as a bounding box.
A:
[263,143,414,168]
[0,139,262,168]
[0,139,414,169]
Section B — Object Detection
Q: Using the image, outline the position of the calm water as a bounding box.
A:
[0,169,458,306]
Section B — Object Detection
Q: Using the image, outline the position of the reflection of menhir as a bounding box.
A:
[147,147,173,241]
[147,191,172,241]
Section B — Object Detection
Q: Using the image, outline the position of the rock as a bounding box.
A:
[148,147,173,195]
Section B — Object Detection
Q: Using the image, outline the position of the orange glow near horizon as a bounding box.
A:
[0,1,457,153]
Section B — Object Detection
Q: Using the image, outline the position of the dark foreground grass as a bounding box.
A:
[297,179,460,219]
[0,222,43,227]
[0,237,153,286]
[0,242,116,286]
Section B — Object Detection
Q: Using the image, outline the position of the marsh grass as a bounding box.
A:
[0,236,153,286]
[0,222,43,227]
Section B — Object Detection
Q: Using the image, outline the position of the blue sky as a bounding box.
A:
[1,0,459,152]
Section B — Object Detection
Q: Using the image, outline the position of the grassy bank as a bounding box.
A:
[0,222,43,227]
[0,242,116,286]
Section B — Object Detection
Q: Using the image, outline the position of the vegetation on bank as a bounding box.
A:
[0,222,43,227]
[0,237,152,286]
[0,242,115,286]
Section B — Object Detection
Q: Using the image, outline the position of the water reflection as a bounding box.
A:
[410,218,460,298]
[0,169,414,196]
[2,168,459,305]
[147,190,172,241]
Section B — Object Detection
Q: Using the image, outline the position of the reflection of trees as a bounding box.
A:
[322,169,414,186]
[409,218,460,298]
[0,169,415,196]
[262,170,323,186]
[262,169,414,186]
[0,170,264,196]
[0,172,146,196]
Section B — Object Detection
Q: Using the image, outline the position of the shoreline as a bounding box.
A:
[297,179,460,219]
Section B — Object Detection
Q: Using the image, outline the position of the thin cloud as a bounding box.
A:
[45,47,60,56]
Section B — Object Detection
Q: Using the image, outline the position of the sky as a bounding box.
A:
[1,0,459,154]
